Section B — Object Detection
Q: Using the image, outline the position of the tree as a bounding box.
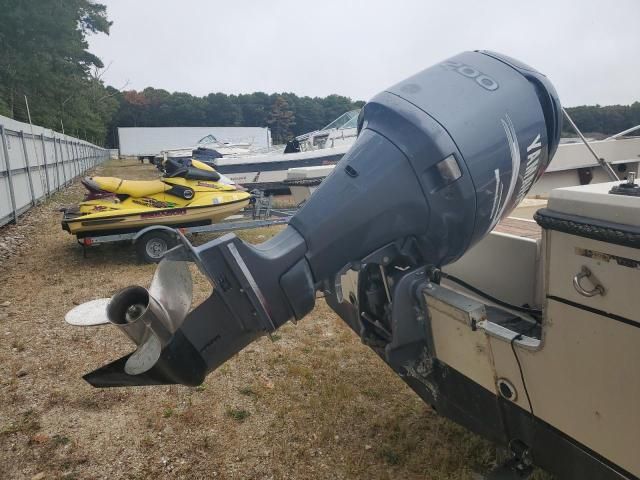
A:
[320,94,357,127]
[0,0,113,142]
[291,96,324,135]
[563,104,640,136]
[267,95,296,143]
[205,93,241,126]
[237,92,270,127]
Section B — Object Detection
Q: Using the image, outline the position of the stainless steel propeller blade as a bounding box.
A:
[65,298,110,326]
[65,244,194,377]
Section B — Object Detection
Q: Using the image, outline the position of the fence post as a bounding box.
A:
[19,130,36,206]
[0,125,18,224]
[77,142,82,173]
[57,138,64,186]
[59,138,68,186]
[64,138,73,181]
[61,138,67,182]
[68,140,75,179]
[40,134,51,196]
[52,135,61,191]
[71,140,76,180]
[75,142,81,175]
[74,141,80,177]
[64,136,73,182]
[72,141,77,176]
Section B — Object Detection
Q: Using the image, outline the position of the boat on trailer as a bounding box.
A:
[213,110,359,192]
[159,134,253,162]
[286,129,640,204]
[61,159,251,237]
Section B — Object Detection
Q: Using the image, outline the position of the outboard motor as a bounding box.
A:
[67,51,561,387]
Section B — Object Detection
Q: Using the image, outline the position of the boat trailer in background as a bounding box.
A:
[76,192,295,263]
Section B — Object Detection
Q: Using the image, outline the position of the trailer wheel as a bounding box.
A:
[136,231,176,263]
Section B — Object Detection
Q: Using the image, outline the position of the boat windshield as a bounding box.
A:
[197,134,219,145]
[320,110,360,131]
[341,115,358,130]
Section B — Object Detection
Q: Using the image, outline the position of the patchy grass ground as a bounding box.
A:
[0,159,549,479]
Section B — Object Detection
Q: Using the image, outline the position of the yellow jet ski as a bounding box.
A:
[61,159,251,236]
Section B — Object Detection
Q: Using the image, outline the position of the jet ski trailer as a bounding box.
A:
[67,52,639,479]
[74,193,294,263]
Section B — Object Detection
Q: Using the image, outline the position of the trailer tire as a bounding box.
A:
[136,231,176,263]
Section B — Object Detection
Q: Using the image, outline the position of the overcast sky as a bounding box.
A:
[88,0,640,107]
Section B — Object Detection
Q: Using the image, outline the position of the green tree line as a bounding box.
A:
[0,0,118,143]
[1,1,638,148]
[108,88,364,146]
[562,103,640,137]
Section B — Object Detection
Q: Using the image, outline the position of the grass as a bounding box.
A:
[162,407,174,419]
[380,447,401,466]
[1,410,41,437]
[238,386,257,397]
[225,407,251,422]
[10,339,25,352]
[51,434,71,447]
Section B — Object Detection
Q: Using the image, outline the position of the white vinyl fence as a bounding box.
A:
[0,114,109,227]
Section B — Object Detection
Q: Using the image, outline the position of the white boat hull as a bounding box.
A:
[285,137,640,201]
[215,144,350,190]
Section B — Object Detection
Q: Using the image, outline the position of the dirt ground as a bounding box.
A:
[0,159,548,480]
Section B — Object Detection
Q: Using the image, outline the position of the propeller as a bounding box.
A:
[65,245,193,377]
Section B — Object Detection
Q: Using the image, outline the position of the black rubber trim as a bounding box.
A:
[547,295,640,329]
[80,218,125,226]
[534,208,640,249]
[283,177,324,186]
[215,153,343,174]
[240,182,291,194]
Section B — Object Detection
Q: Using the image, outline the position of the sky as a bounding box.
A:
[88,0,640,107]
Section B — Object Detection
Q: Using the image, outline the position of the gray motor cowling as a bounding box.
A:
[291,50,561,277]
[70,51,561,387]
